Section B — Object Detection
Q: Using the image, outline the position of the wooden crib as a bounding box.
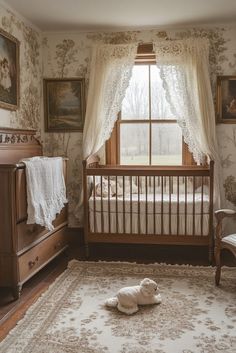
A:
[83,155,214,260]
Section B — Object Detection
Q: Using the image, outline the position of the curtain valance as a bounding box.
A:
[154,38,209,64]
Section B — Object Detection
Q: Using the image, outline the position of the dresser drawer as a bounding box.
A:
[16,207,67,252]
[18,227,68,283]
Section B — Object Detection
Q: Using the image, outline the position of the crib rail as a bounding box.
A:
[86,165,211,176]
[83,156,214,259]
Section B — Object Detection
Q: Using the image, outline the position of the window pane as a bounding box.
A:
[150,66,175,120]
[151,123,182,165]
[121,65,149,120]
[120,124,149,165]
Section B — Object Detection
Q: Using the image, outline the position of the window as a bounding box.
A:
[106,46,194,166]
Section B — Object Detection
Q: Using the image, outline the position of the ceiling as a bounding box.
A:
[3,0,236,32]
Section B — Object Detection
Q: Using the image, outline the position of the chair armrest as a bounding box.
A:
[214,209,236,241]
[215,209,236,221]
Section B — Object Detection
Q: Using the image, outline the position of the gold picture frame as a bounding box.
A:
[44,78,85,132]
[216,75,236,124]
[0,28,20,111]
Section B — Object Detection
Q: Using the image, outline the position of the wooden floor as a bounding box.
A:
[0,244,235,342]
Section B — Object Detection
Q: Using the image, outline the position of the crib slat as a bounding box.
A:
[116,176,118,234]
[100,176,104,234]
[138,176,141,234]
[192,176,196,236]
[87,177,91,233]
[145,176,148,235]
[153,176,156,235]
[130,176,132,234]
[161,176,164,235]
[201,176,204,236]
[93,175,96,233]
[169,176,171,235]
[108,176,111,234]
[123,176,125,234]
[185,176,187,236]
[177,176,179,236]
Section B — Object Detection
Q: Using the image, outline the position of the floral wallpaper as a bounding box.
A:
[0,4,42,131]
[0,0,236,229]
[43,25,236,228]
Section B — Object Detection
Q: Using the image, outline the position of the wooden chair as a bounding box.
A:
[214,209,236,285]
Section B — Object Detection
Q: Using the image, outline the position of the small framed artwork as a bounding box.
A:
[44,78,85,132]
[216,76,236,123]
[0,29,19,111]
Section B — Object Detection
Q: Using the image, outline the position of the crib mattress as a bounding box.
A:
[89,193,210,215]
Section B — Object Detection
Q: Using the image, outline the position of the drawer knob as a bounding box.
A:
[28,256,39,268]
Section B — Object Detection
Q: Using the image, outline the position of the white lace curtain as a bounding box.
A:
[153,38,221,205]
[83,39,219,165]
[76,44,137,221]
[82,43,137,159]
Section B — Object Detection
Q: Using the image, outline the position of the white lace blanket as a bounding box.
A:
[22,156,68,231]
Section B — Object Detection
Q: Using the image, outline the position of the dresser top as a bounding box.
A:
[0,128,42,164]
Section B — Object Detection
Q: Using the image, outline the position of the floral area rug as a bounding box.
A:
[0,260,235,353]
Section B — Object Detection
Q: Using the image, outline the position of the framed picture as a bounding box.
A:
[0,29,19,111]
[44,78,85,132]
[216,76,236,123]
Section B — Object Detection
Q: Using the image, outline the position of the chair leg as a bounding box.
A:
[214,246,221,286]
[208,246,213,264]
[215,265,221,286]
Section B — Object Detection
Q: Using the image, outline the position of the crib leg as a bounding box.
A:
[208,245,213,264]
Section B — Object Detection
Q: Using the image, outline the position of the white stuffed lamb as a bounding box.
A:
[105,278,161,315]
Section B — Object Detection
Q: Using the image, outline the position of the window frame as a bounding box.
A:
[106,44,195,166]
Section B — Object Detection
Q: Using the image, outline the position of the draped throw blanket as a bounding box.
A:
[22,157,68,231]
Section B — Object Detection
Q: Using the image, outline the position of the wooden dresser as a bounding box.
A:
[0,128,68,299]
